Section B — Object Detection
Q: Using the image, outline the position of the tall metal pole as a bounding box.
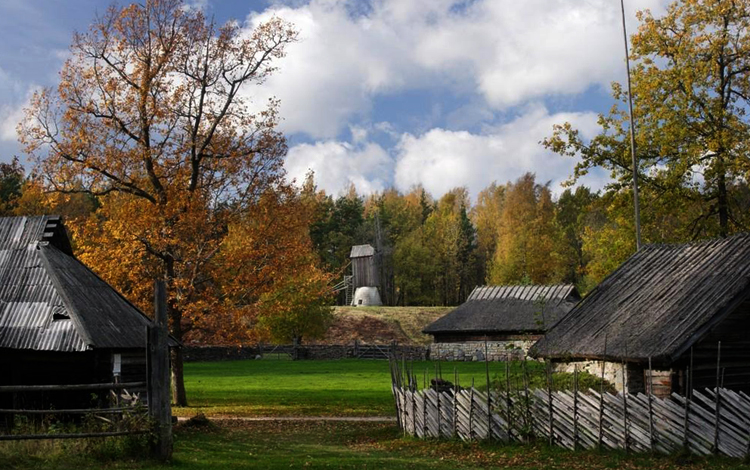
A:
[620,0,642,250]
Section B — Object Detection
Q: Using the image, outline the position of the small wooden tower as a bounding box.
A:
[349,244,382,306]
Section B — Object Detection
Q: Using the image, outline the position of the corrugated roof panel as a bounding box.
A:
[0,215,160,353]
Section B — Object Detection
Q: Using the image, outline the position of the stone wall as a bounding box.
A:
[554,360,673,396]
[183,345,261,362]
[184,343,427,362]
[429,340,537,362]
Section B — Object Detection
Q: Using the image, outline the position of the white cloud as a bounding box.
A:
[394,105,604,199]
[0,70,37,143]
[285,105,608,199]
[242,0,668,139]
[285,139,393,195]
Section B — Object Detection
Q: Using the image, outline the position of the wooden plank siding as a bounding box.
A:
[676,298,750,394]
[352,256,378,288]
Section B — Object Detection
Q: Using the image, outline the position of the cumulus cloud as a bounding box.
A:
[242,0,667,139]
[286,105,606,199]
[394,105,603,199]
[0,69,37,143]
[285,139,393,196]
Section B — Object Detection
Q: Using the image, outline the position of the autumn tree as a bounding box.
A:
[545,0,750,239]
[490,174,565,285]
[471,182,506,282]
[555,186,602,287]
[20,0,297,405]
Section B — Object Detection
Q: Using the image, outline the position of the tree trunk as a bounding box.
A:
[165,259,188,407]
[170,347,188,407]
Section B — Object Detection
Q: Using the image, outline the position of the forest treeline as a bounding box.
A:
[302,166,745,307]
[1,155,747,311]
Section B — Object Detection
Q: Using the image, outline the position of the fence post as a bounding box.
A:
[484,341,492,441]
[546,361,554,446]
[714,341,722,454]
[453,368,458,438]
[647,357,654,451]
[435,362,441,438]
[621,360,629,453]
[505,355,512,442]
[573,365,579,451]
[148,280,172,461]
[522,358,531,441]
[469,378,475,440]
[598,334,607,450]
[683,347,693,451]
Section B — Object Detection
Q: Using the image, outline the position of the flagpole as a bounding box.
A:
[621,0,642,250]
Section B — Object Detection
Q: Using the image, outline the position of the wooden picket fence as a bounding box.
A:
[390,361,750,459]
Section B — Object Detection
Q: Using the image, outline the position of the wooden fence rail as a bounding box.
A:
[389,360,750,459]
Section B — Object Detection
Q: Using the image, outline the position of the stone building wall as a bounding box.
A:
[554,360,673,396]
[429,340,537,361]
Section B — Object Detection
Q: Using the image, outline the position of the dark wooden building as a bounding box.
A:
[532,234,750,396]
[423,285,579,361]
[349,244,382,306]
[0,216,171,410]
[350,244,378,288]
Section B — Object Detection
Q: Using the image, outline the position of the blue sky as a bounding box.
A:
[0,0,669,199]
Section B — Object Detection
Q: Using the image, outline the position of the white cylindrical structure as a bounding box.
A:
[351,286,382,306]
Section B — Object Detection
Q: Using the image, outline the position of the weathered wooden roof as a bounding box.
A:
[0,216,163,352]
[350,244,375,258]
[423,285,580,335]
[531,233,750,364]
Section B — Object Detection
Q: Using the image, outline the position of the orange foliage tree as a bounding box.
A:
[19,0,298,405]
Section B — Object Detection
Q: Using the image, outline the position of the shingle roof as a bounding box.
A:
[350,244,375,258]
[531,233,750,364]
[423,285,580,335]
[0,216,163,352]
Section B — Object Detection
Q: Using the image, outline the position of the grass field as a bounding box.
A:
[175,358,611,418]
[5,420,750,469]
[5,359,750,469]
[174,358,498,417]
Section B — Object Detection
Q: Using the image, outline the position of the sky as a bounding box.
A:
[0,0,669,200]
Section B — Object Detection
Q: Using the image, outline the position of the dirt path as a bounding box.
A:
[177,416,396,422]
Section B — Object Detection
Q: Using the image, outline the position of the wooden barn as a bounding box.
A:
[532,233,750,397]
[423,285,580,361]
[0,215,171,411]
[349,244,382,306]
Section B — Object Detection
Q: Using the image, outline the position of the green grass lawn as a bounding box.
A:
[175,358,609,418]
[4,420,750,470]
[175,359,500,417]
[4,359,750,469]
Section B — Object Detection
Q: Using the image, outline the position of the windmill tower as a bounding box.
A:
[349,244,382,306]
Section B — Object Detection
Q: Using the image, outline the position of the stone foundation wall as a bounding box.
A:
[429,340,537,362]
[554,360,673,396]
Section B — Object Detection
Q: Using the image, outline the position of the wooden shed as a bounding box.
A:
[350,244,378,288]
[0,216,172,411]
[532,234,750,397]
[423,285,580,361]
[349,244,382,306]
